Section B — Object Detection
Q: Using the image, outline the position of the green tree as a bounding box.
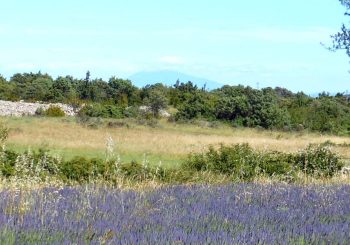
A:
[24,77,53,101]
[146,90,168,117]
[10,72,53,101]
[89,79,110,103]
[51,76,75,102]
[0,75,16,100]
[169,81,200,107]
[330,1,350,56]
[108,77,138,106]
[305,97,350,134]
[83,71,91,100]
[175,91,215,120]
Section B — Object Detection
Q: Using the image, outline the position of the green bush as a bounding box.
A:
[59,157,118,182]
[259,151,296,178]
[0,148,60,179]
[120,161,144,178]
[78,104,124,119]
[45,106,66,117]
[36,106,66,117]
[0,149,18,177]
[183,144,259,180]
[90,158,117,179]
[0,142,343,183]
[60,157,93,181]
[183,142,342,180]
[295,143,344,177]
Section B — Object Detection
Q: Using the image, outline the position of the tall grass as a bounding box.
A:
[3,117,350,166]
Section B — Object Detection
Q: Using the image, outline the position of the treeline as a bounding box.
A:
[1,71,350,135]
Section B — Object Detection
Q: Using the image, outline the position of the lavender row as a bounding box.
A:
[0,184,349,244]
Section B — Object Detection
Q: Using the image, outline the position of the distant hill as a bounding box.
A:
[128,70,224,90]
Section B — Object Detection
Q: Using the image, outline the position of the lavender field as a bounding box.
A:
[0,184,349,244]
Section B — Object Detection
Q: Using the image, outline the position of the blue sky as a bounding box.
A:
[0,0,349,93]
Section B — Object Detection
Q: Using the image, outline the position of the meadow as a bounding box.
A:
[3,116,350,168]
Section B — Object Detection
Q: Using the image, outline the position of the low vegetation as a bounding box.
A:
[0,126,345,185]
[184,143,343,181]
[35,106,66,117]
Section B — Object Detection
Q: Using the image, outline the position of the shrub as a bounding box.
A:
[119,161,161,181]
[78,104,124,119]
[183,142,342,180]
[295,143,344,177]
[183,144,259,180]
[259,151,296,178]
[60,157,93,181]
[59,157,119,182]
[14,148,60,179]
[120,161,144,178]
[36,106,66,117]
[0,148,60,179]
[0,149,18,177]
[46,106,66,117]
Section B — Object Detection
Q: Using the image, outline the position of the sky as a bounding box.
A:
[0,0,349,93]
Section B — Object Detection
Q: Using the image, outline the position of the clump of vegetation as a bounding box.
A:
[295,143,343,177]
[0,120,345,185]
[259,151,296,178]
[0,148,60,180]
[78,104,125,119]
[183,144,258,180]
[36,106,65,117]
[183,143,344,181]
[60,157,119,182]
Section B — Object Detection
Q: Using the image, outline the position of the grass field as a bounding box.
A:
[2,116,350,168]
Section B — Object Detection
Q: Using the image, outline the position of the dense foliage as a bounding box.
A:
[1,72,350,134]
[0,142,344,183]
[184,143,344,180]
[0,184,349,244]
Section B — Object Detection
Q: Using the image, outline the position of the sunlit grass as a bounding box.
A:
[2,116,350,168]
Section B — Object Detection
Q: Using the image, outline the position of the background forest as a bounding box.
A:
[1,71,349,135]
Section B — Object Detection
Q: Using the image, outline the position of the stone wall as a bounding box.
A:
[0,100,76,116]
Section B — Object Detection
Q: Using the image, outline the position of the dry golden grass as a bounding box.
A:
[2,117,350,166]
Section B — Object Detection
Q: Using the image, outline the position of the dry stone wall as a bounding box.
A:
[0,100,76,116]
